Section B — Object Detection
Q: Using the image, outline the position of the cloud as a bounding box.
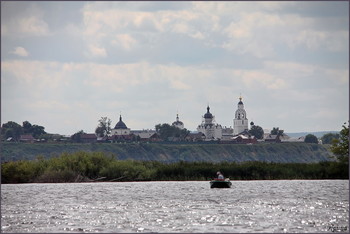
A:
[112,34,138,50]
[289,30,348,52]
[87,44,107,58]
[18,16,50,36]
[2,15,50,37]
[1,2,348,134]
[1,2,50,37]
[11,47,29,57]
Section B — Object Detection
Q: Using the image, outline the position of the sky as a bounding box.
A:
[1,1,349,135]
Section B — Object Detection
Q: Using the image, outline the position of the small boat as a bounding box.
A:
[210,178,232,188]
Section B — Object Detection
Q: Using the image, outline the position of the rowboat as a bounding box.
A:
[210,179,232,188]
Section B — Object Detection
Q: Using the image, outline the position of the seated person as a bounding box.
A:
[217,171,224,180]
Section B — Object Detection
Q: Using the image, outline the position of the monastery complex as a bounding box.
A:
[102,96,262,143]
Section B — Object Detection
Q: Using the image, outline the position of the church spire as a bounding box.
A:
[238,95,243,105]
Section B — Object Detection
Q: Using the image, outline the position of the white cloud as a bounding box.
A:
[112,34,138,50]
[19,16,49,36]
[2,16,50,37]
[291,30,349,52]
[238,70,288,90]
[11,47,29,57]
[87,44,107,58]
[1,2,348,134]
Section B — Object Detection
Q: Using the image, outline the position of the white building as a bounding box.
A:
[221,127,234,141]
[197,106,222,140]
[111,115,131,136]
[172,113,184,129]
[131,129,157,140]
[233,96,249,135]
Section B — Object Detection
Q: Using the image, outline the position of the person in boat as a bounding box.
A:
[216,171,224,180]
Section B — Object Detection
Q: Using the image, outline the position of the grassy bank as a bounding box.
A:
[1,142,333,163]
[1,151,347,184]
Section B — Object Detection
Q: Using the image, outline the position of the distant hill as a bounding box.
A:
[286,131,339,138]
[1,142,334,163]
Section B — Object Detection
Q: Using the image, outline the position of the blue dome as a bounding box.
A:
[114,115,128,129]
[204,106,213,119]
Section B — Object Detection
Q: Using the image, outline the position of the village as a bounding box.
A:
[13,96,309,144]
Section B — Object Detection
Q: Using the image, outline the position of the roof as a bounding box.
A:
[172,113,184,126]
[81,133,97,139]
[204,106,213,119]
[131,130,157,139]
[20,134,35,140]
[232,135,249,140]
[172,121,183,125]
[114,115,128,129]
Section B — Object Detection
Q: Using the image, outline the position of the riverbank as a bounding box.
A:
[1,142,333,163]
[1,151,347,184]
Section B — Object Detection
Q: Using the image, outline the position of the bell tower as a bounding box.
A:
[233,95,249,135]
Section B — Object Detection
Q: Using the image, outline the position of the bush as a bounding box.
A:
[304,134,319,144]
[1,151,348,183]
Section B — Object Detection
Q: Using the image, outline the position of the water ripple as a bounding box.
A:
[1,180,348,233]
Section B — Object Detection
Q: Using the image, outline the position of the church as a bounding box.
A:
[109,95,250,142]
[172,113,184,129]
[197,106,223,140]
[233,96,249,135]
[197,96,250,141]
[110,115,131,136]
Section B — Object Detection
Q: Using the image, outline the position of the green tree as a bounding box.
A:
[22,121,33,134]
[249,125,264,139]
[71,130,85,143]
[271,127,284,136]
[155,123,190,141]
[304,134,319,144]
[95,117,112,137]
[321,133,340,144]
[31,125,46,138]
[330,122,349,163]
[1,121,23,141]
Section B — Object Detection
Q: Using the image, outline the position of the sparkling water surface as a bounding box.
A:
[1,180,348,233]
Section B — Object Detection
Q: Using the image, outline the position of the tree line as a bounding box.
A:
[1,121,46,141]
[1,122,347,183]
[1,119,344,145]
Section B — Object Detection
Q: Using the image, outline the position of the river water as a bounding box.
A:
[1,180,348,233]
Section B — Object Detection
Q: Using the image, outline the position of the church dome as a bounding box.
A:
[204,106,213,119]
[172,114,183,126]
[238,96,243,105]
[114,115,128,129]
[173,120,183,125]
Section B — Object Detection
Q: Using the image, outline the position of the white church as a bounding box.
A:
[197,106,223,140]
[109,96,251,142]
[197,96,250,141]
[233,96,249,135]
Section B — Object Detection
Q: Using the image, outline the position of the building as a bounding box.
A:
[185,132,206,142]
[131,129,160,141]
[231,134,257,144]
[80,133,97,143]
[233,96,249,135]
[111,115,131,136]
[221,127,234,141]
[172,113,184,129]
[197,106,222,140]
[19,134,35,143]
